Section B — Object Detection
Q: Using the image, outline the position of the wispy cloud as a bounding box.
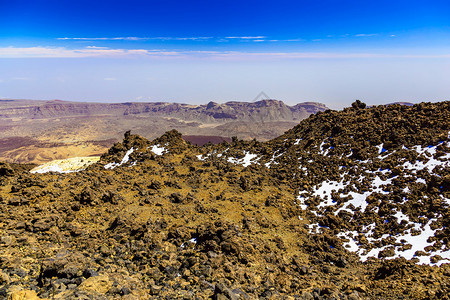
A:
[0,47,151,58]
[58,36,271,42]
[58,36,213,41]
[354,33,378,37]
[86,46,109,49]
[55,34,391,44]
[104,77,117,81]
[224,36,267,39]
[136,96,153,101]
[267,38,305,42]
[282,38,305,42]
[1,46,449,60]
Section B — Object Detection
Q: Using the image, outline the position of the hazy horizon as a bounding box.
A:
[1,95,447,111]
[1,0,449,110]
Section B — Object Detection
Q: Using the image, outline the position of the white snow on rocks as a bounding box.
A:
[337,231,360,252]
[314,179,345,208]
[416,178,426,184]
[402,152,450,174]
[105,147,135,169]
[227,152,260,167]
[294,138,302,145]
[442,195,450,206]
[307,223,322,234]
[265,151,282,168]
[196,149,224,161]
[301,139,450,266]
[393,209,409,223]
[150,144,166,155]
[317,140,333,156]
[198,149,260,168]
[338,218,450,266]
[297,195,308,210]
[302,170,394,216]
[180,238,197,249]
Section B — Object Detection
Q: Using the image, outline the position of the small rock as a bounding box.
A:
[0,270,10,284]
[82,269,99,279]
[78,275,112,294]
[299,291,314,300]
[348,291,360,300]
[7,289,46,300]
[214,283,238,300]
[120,287,131,295]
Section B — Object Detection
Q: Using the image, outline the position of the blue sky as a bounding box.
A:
[0,0,449,108]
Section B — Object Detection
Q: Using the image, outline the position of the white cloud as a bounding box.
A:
[58,36,212,41]
[67,34,382,43]
[1,46,449,60]
[225,36,267,39]
[104,77,117,81]
[58,37,142,41]
[169,37,212,41]
[57,36,310,43]
[270,38,305,42]
[354,33,378,37]
[86,46,109,49]
[0,46,151,58]
[135,96,153,101]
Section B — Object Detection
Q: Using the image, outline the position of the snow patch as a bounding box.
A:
[338,218,450,266]
[227,151,260,167]
[150,144,166,155]
[105,148,134,169]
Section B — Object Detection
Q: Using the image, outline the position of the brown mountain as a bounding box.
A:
[0,99,328,164]
[0,99,326,121]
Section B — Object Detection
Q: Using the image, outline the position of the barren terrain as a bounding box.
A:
[0,99,327,164]
[0,101,448,299]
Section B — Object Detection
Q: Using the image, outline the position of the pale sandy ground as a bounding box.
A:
[30,156,101,173]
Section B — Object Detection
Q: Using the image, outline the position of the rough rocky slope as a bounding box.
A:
[0,99,327,164]
[0,101,449,299]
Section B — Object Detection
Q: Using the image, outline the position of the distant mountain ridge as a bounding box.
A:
[0,99,328,123]
[0,98,328,164]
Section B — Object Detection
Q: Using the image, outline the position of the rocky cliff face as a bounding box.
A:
[0,101,448,299]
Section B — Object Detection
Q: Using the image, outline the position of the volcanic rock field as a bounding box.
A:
[0,101,449,299]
